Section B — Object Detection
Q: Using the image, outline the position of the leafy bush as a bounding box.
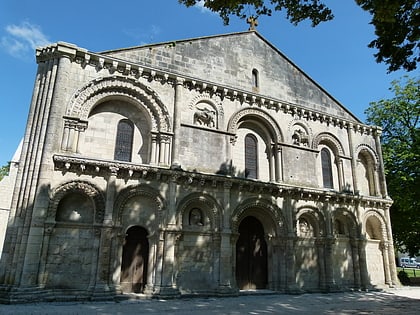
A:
[398,270,411,285]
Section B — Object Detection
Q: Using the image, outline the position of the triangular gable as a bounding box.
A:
[100,31,360,122]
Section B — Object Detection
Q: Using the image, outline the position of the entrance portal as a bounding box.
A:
[236,216,268,290]
[120,226,149,293]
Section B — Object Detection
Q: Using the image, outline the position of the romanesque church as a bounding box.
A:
[0,30,398,302]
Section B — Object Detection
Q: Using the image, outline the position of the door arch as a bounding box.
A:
[120,226,149,293]
[236,216,268,290]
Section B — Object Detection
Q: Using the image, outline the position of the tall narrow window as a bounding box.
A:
[252,69,259,89]
[114,119,134,162]
[245,134,258,179]
[321,148,333,188]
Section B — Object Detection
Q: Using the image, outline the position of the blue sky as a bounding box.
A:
[0,0,411,166]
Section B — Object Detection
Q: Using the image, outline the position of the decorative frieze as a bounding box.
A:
[36,42,379,134]
[53,154,392,210]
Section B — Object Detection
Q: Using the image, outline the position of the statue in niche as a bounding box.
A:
[292,128,309,146]
[189,208,204,226]
[193,104,216,128]
[299,218,313,237]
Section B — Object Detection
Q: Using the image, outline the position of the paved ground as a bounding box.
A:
[1,287,419,315]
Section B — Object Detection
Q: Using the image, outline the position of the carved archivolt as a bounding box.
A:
[231,197,286,236]
[115,184,165,225]
[66,76,171,132]
[355,144,379,164]
[312,132,345,156]
[48,180,105,223]
[177,192,222,230]
[332,208,359,238]
[227,108,283,143]
[363,210,388,241]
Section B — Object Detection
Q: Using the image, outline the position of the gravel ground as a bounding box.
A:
[0,287,419,315]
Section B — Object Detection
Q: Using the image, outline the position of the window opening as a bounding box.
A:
[252,69,259,88]
[245,134,258,179]
[114,119,134,162]
[321,148,333,188]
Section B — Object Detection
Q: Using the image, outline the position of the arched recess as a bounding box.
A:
[332,208,360,289]
[175,193,223,293]
[177,192,222,231]
[113,184,166,292]
[232,198,286,291]
[313,132,345,191]
[62,76,172,165]
[295,207,325,291]
[363,210,391,287]
[40,181,105,290]
[47,180,105,223]
[227,108,283,182]
[355,145,379,196]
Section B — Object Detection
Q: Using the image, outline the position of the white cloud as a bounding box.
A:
[123,24,162,45]
[0,21,50,59]
[194,0,215,14]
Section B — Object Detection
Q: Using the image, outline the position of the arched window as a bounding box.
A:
[245,134,258,179]
[321,148,333,188]
[114,119,134,162]
[252,69,259,89]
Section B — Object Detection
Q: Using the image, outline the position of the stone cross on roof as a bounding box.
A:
[247,16,258,31]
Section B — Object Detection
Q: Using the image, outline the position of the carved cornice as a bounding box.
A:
[35,42,381,134]
[53,154,393,209]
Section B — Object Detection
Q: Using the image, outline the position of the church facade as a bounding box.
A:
[0,31,398,302]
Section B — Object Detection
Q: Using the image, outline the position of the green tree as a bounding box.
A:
[179,0,419,72]
[0,163,10,182]
[365,76,420,256]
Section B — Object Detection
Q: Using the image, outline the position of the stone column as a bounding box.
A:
[37,222,55,287]
[372,163,381,196]
[93,167,118,295]
[374,128,388,197]
[358,238,369,289]
[315,238,327,291]
[383,205,398,285]
[171,78,183,169]
[336,157,344,191]
[347,123,358,193]
[349,239,361,289]
[381,241,392,286]
[324,237,337,291]
[151,133,158,165]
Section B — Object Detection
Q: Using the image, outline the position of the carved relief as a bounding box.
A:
[193,105,216,128]
[292,129,309,146]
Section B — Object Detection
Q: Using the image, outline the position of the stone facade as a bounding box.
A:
[0,31,398,303]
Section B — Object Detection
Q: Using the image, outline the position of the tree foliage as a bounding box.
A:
[179,0,419,72]
[0,163,10,182]
[365,76,420,256]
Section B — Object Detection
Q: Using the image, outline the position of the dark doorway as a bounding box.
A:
[236,216,268,290]
[120,226,149,293]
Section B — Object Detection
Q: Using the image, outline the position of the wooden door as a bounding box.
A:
[120,226,149,293]
[236,216,268,290]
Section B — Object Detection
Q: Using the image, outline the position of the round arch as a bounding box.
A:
[332,208,360,237]
[312,132,345,156]
[176,192,223,231]
[66,76,172,133]
[227,108,283,144]
[295,206,325,238]
[114,184,166,227]
[363,210,388,241]
[48,180,105,224]
[231,197,286,237]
